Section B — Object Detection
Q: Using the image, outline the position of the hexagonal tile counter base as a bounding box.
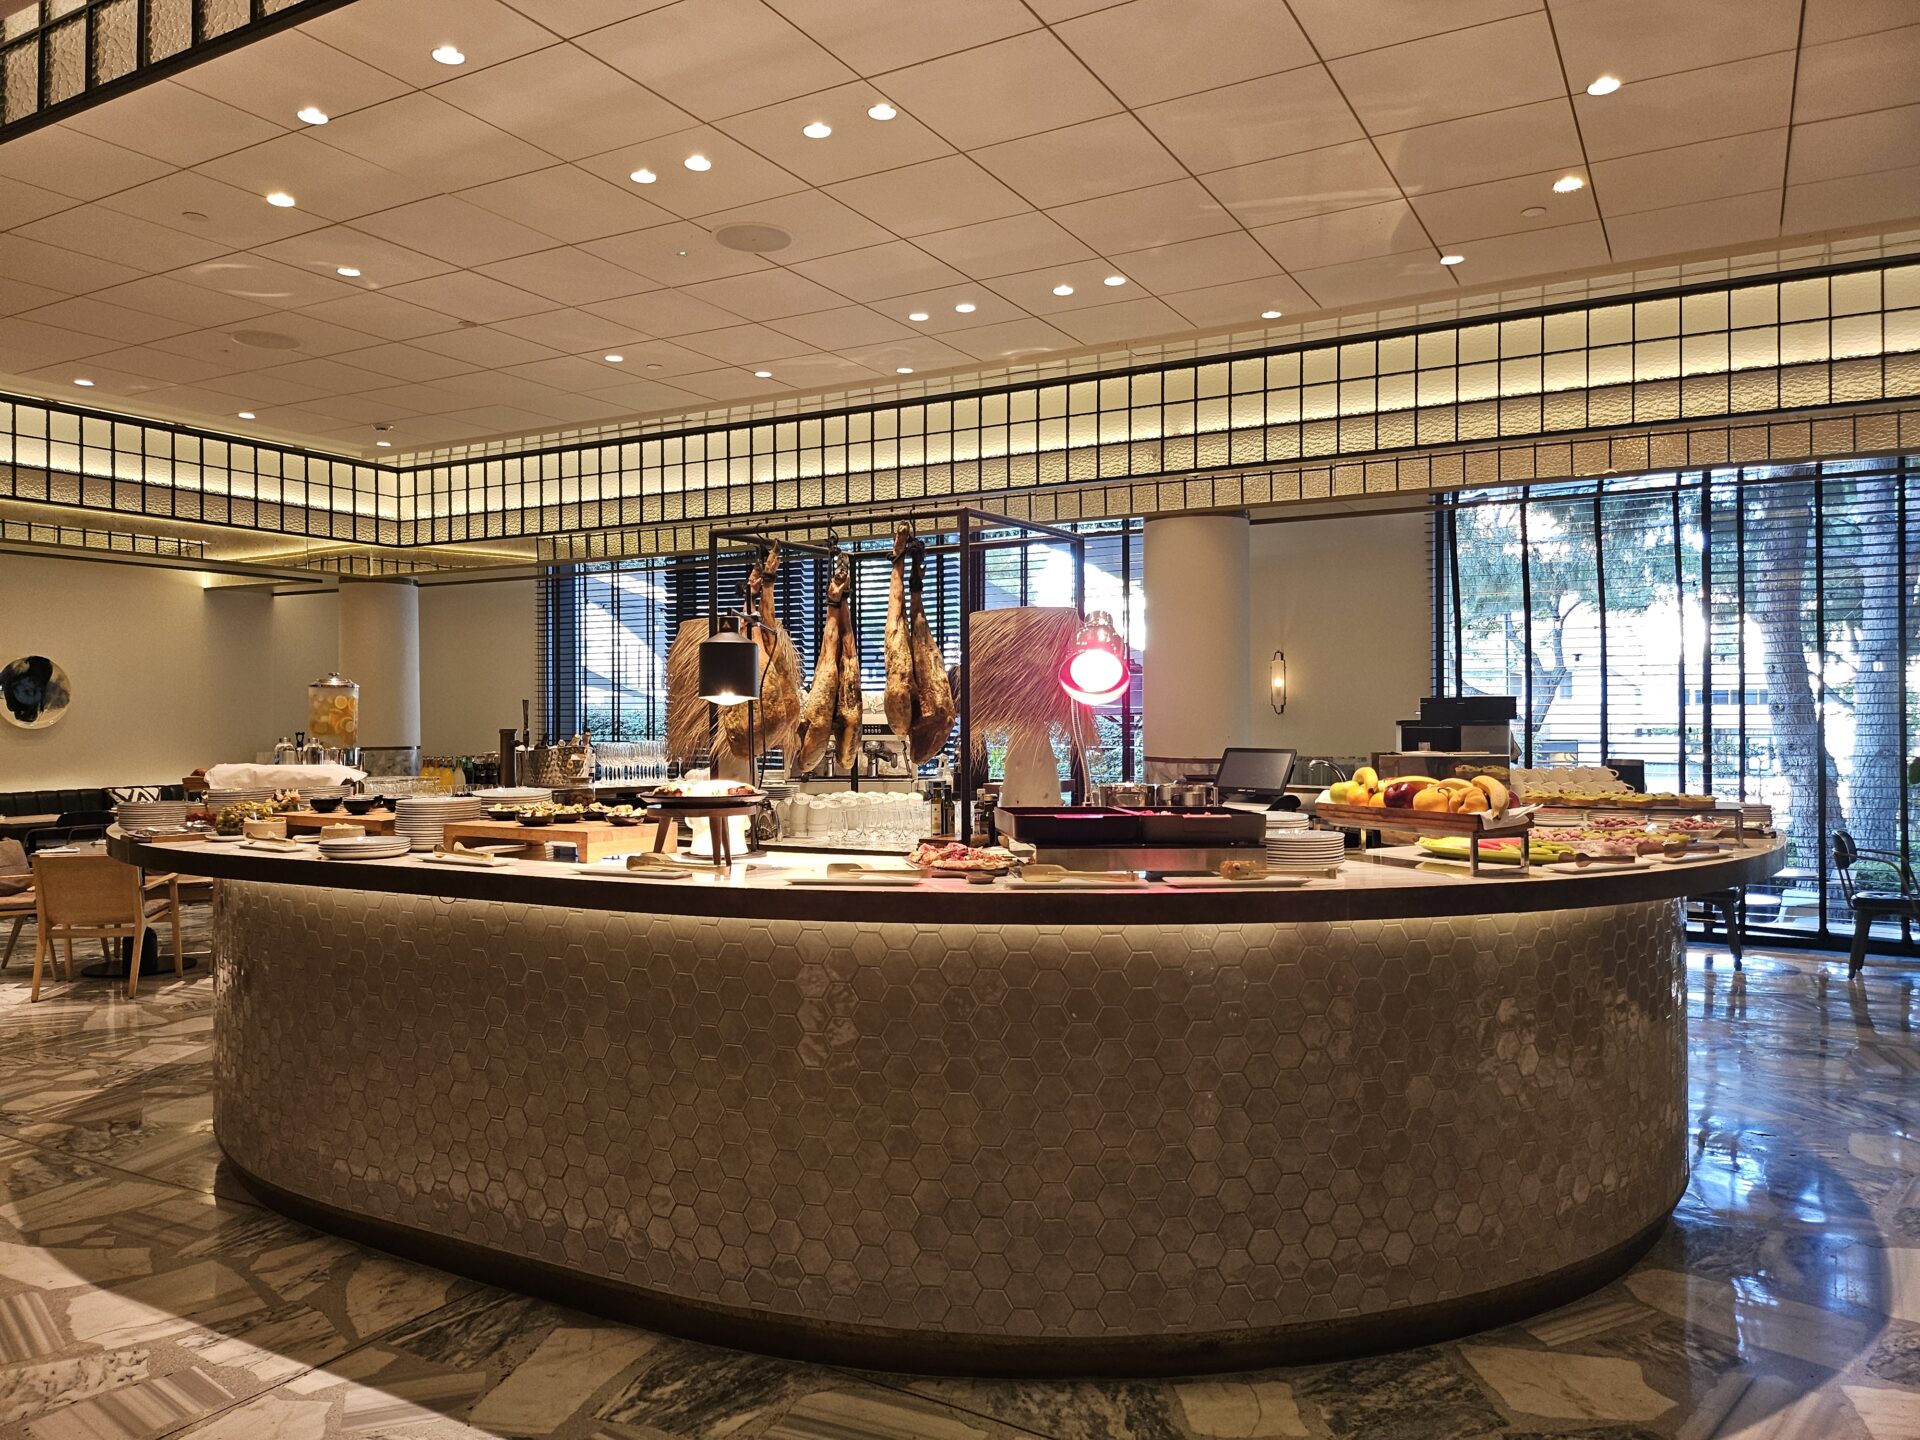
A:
[211,880,1688,1374]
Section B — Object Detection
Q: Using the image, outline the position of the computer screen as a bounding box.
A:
[1214,747,1297,795]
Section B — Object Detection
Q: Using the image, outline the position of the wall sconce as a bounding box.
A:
[1270,650,1287,714]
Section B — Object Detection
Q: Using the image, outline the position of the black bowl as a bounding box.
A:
[309,796,343,813]
[518,813,554,827]
[580,807,608,822]
[485,807,520,822]
[550,809,583,823]
[608,814,641,827]
[343,798,376,815]
[368,796,393,811]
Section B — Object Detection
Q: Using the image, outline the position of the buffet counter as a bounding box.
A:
[111,830,1783,1374]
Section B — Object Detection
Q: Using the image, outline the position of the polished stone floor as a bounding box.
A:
[1,911,1918,1439]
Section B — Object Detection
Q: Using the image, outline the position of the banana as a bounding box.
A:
[1470,775,1510,818]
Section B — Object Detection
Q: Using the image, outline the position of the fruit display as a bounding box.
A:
[1520,788,1715,808]
[215,801,280,836]
[1417,836,1574,865]
[271,789,304,813]
[1324,768,1512,819]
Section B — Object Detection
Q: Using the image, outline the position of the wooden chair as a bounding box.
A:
[1831,830,1920,978]
[29,853,181,1002]
[1689,889,1743,970]
[0,839,31,971]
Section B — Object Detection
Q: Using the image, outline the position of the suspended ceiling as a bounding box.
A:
[2,0,1918,461]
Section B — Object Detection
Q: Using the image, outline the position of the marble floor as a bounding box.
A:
[2,912,1919,1439]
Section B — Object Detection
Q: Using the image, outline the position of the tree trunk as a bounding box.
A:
[1747,480,1845,868]
[1849,474,1904,857]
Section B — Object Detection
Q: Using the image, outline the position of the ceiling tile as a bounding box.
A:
[167,255,359,310]
[910,214,1098,283]
[301,293,459,342]
[411,328,561,367]
[14,360,166,395]
[788,240,965,301]
[311,92,553,192]
[681,270,849,320]
[716,85,954,186]
[1329,13,1564,134]
[1287,0,1541,59]
[1573,53,1795,159]
[755,352,888,388]
[868,284,1030,334]
[476,247,656,306]
[1137,68,1363,175]
[385,271,555,324]
[219,310,379,358]
[502,355,640,393]
[1201,143,1400,229]
[1800,0,1916,44]
[172,29,412,124]
[675,323,818,364]
[254,226,458,287]
[585,0,854,120]
[459,166,675,245]
[302,0,556,89]
[1049,296,1187,345]
[762,0,1037,72]
[0,280,69,317]
[1787,104,1920,185]
[255,356,396,395]
[1438,221,1609,285]
[16,206,228,273]
[192,133,439,221]
[576,127,808,219]
[943,316,1078,362]
[91,277,271,329]
[65,79,285,168]
[838,333,980,375]
[1794,24,1920,124]
[1160,274,1315,329]
[827,156,1030,238]
[1050,178,1238,253]
[691,190,895,264]
[0,235,144,297]
[767,306,916,349]
[0,174,72,229]
[1252,199,1431,271]
[579,221,771,285]
[1292,252,1455,309]
[0,127,171,201]
[972,114,1185,210]
[493,307,645,351]
[1055,0,1315,107]
[434,43,692,160]
[116,350,261,386]
[1610,190,1782,260]
[197,372,330,405]
[981,258,1157,316]
[1592,130,1787,217]
[1409,170,1598,245]
[496,0,681,36]
[876,30,1120,150]
[578,377,707,411]
[100,172,329,256]
[340,341,480,381]
[16,298,190,346]
[569,335,717,375]
[583,290,748,337]
[1549,0,1800,84]
[1106,232,1284,293]
[1783,163,1920,236]
[669,368,788,401]
[352,196,557,267]
[0,318,114,367]
[1375,99,1584,194]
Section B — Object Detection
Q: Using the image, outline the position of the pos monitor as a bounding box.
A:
[1214,747,1297,798]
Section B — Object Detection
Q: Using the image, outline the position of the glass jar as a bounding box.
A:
[307,674,360,751]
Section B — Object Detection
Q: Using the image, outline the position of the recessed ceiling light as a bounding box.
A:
[1586,74,1621,96]
[72,377,94,387]
[802,121,832,139]
[684,154,712,172]
[1522,205,1548,218]
[376,439,393,447]
[604,354,624,363]
[1103,275,1127,287]
[676,249,688,256]
[1553,175,1585,193]
[908,311,929,322]
[180,210,209,223]
[1440,253,1465,265]
[1261,310,1283,320]
[754,370,772,378]
[867,102,897,120]
[954,302,976,313]
[646,363,662,370]
[237,411,256,419]
[630,167,657,184]
[431,45,465,65]
[296,106,329,125]
[336,266,361,277]
[1052,283,1074,296]
[265,191,296,208]
[896,366,914,374]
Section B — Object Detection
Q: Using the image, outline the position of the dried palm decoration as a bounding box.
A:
[665,618,712,762]
[966,606,1097,762]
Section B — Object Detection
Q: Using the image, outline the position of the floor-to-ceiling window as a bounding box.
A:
[1436,457,1920,949]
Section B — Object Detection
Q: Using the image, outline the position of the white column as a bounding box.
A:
[338,579,420,757]
[1143,513,1251,779]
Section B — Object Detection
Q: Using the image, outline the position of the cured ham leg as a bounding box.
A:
[833,578,862,770]
[718,542,802,766]
[793,556,853,774]
[884,525,956,764]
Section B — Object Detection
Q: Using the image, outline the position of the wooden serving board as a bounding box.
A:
[280,810,397,835]
[440,818,676,863]
[1311,802,1532,836]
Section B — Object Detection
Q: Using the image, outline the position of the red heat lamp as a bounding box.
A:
[1059,610,1130,705]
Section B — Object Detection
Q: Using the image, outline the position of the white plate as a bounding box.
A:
[418,853,506,868]
[1160,874,1315,888]
[1002,875,1148,889]
[205,834,247,843]
[785,873,920,886]
[574,866,695,880]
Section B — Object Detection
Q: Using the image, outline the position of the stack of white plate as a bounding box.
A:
[1741,802,1773,829]
[1266,812,1310,831]
[116,800,193,829]
[394,795,487,851]
[206,787,277,810]
[1266,830,1347,872]
[472,786,551,804]
[299,784,355,803]
[318,834,410,861]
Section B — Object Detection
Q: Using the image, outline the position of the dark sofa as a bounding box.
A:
[0,785,187,818]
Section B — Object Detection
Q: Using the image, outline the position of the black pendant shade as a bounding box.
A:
[698,626,760,705]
